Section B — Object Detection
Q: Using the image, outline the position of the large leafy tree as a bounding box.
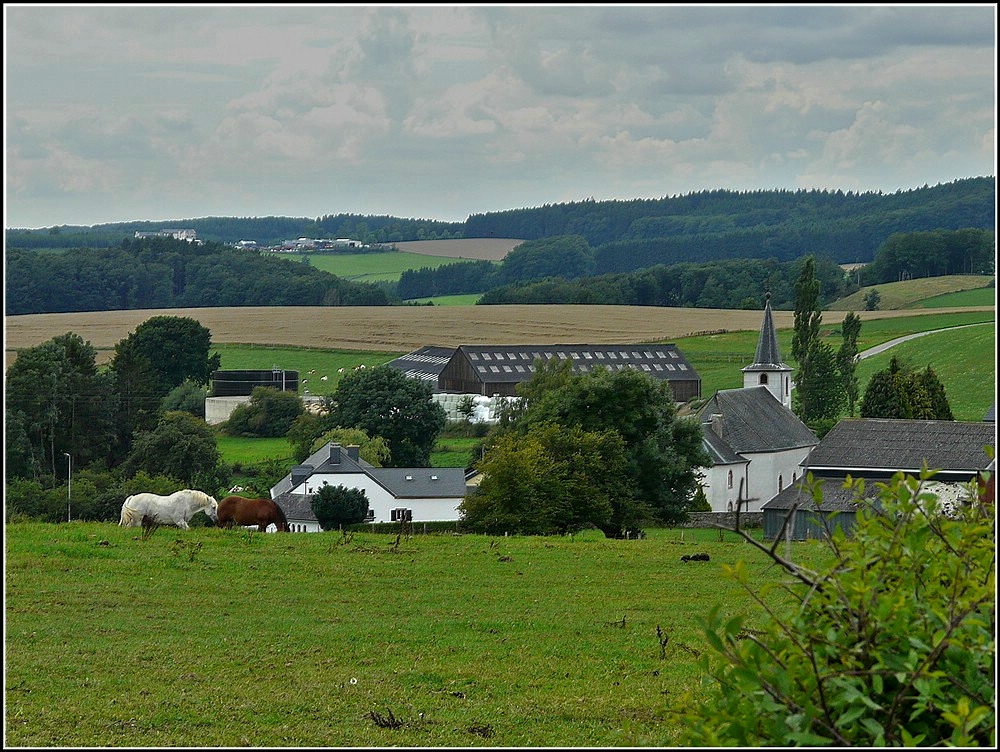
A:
[109,315,221,454]
[223,386,304,438]
[122,411,221,487]
[790,256,824,423]
[860,357,954,420]
[461,422,629,536]
[837,311,862,416]
[111,315,221,397]
[492,360,710,533]
[4,332,117,481]
[324,365,446,467]
[311,485,369,530]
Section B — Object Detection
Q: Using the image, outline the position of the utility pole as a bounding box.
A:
[63,452,72,522]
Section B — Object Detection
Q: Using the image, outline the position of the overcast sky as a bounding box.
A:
[4,4,996,229]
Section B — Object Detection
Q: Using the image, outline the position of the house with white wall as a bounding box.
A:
[270,442,467,532]
[694,294,818,512]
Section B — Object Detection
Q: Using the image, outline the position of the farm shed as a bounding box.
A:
[270,442,467,532]
[211,369,299,396]
[436,344,701,400]
[384,345,456,388]
[761,417,997,540]
[802,418,996,483]
[761,479,881,540]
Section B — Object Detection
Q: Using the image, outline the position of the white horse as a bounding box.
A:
[119,489,218,530]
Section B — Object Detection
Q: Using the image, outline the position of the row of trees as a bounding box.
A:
[460,359,711,537]
[5,237,391,315]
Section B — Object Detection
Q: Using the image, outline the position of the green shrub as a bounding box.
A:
[671,467,995,746]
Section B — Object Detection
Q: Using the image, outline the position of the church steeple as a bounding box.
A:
[742,293,793,409]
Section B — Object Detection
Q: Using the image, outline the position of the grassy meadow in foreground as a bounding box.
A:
[4,522,829,747]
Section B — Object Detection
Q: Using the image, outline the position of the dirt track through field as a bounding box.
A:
[7,305,989,369]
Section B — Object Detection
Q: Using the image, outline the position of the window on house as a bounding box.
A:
[391,508,412,522]
[760,374,768,384]
[727,470,733,489]
[778,475,784,492]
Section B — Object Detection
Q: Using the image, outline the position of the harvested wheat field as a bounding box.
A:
[6,304,987,368]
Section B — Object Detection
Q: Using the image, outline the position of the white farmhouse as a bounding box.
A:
[270,442,467,532]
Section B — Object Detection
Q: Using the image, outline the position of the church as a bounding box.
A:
[694,294,819,513]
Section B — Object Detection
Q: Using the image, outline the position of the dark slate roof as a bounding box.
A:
[274,492,316,522]
[455,343,699,383]
[700,420,750,466]
[696,386,818,454]
[803,419,996,476]
[385,346,456,384]
[368,467,467,498]
[742,294,791,373]
[984,403,995,422]
[270,442,466,505]
[761,477,882,512]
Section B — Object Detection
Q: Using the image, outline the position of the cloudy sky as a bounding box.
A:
[4,4,996,229]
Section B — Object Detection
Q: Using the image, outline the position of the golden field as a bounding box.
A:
[5,304,991,368]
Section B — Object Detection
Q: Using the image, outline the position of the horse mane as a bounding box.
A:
[272,499,289,527]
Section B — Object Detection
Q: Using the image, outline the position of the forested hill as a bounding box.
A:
[6,178,994,268]
[5,237,391,316]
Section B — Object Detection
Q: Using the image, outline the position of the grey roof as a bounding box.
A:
[696,386,818,454]
[984,403,995,422]
[368,467,467,498]
[803,419,996,476]
[700,420,750,466]
[270,442,374,497]
[274,492,317,522]
[742,294,791,374]
[761,477,883,512]
[454,343,699,383]
[270,442,466,509]
[385,346,456,384]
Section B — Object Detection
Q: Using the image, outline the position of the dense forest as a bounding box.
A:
[5,237,390,315]
[5,178,994,315]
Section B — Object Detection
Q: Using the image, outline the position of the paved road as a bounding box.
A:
[857,323,990,360]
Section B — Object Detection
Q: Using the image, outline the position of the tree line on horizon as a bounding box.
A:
[4,177,994,315]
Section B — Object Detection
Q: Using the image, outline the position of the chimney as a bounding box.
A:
[347,444,360,462]
[710,414,724,438]
[328,444,341,464]
[290,466,312,487]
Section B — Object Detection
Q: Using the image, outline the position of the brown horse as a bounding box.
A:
[217,496,290,532]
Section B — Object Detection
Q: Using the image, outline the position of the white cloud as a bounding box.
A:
[4,4,995,228]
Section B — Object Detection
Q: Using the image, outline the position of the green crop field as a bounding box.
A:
[4,521,832,747]
[271,250,488,284]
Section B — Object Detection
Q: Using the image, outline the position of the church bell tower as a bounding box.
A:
[741,292,793,410]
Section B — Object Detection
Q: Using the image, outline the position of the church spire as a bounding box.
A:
[751,292,784,368]
[742,292,793,409]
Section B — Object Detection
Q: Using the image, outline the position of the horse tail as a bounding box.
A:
[119,497,135,527]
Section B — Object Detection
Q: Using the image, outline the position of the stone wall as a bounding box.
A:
[678,511,764,529]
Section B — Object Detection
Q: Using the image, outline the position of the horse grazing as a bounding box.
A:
[119,489,218,530]
[217,496,289,532]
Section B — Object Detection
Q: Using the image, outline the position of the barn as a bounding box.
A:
[434,344,701,400]
[205,368,300,425]
[761,418,996,540]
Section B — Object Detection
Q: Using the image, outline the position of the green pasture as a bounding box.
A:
[4,521,831,747]
[830,274,993,311]
[412,294,484,306]
[272,251,487,284]
[211,344,402,396]
[905,286,996,308]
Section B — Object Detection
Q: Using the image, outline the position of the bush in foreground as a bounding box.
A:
[671,466,995,746]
